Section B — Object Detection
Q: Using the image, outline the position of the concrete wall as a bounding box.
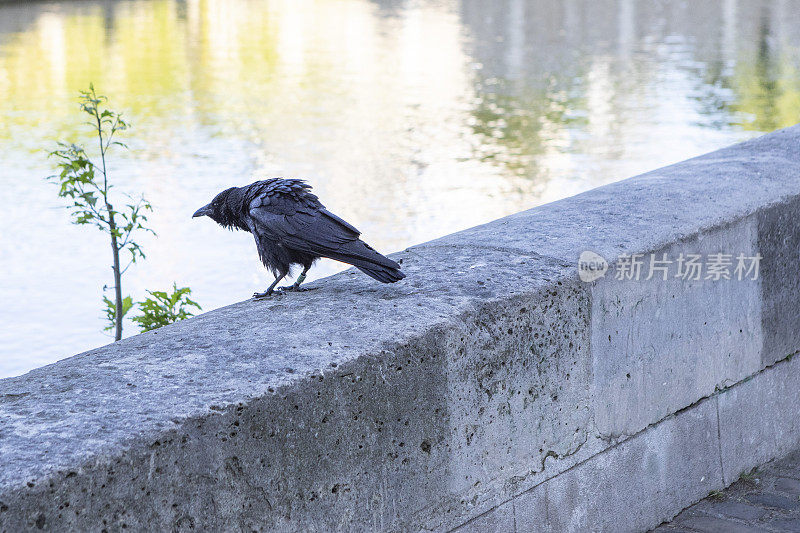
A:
[1,126,800,532]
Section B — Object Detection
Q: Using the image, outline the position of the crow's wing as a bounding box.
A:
[247,189,399,269]
[250,204,358,252]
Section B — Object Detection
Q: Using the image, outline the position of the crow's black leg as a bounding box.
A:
[276,266,313,293]
[291,266,311,290]
[253,273,286,299]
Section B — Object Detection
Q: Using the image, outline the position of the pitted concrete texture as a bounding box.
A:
[1,126,800,531]
[653,447,800,532]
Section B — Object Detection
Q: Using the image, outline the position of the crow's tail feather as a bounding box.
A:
[322,239,405,284]
[356,264,406,284]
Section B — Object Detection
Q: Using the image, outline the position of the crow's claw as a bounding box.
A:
[252,290,276,300]
[275,285,316,293]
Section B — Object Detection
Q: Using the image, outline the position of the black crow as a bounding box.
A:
[193,179,405,298]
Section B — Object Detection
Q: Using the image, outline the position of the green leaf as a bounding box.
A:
[102,294,134,331]
[132,284,201,332]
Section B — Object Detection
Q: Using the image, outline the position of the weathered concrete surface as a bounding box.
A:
[590,219,762,439]
[719,352,800,486]
[1,125,800,531]
[514,395,722,533]
[509,353,800,533]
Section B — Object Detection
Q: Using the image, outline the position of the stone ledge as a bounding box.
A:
[1,126,800,531]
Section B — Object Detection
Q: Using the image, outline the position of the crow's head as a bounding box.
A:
[193,187,243,229]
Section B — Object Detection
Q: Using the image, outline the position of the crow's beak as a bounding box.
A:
[193,204,212,218]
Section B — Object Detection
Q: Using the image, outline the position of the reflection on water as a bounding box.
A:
[0,0,798,377]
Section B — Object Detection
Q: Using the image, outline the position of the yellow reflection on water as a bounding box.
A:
[730,21,800,131]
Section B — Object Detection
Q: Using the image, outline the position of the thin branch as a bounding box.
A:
[70,180,109,225]
[120,258,135,275]
[103,116,120,152]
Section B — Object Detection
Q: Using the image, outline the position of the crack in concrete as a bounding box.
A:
[715,395,725,486]
[447,434,590,533]
[595,349,800,443]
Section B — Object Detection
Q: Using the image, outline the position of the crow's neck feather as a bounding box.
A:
[217,188,249,231]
